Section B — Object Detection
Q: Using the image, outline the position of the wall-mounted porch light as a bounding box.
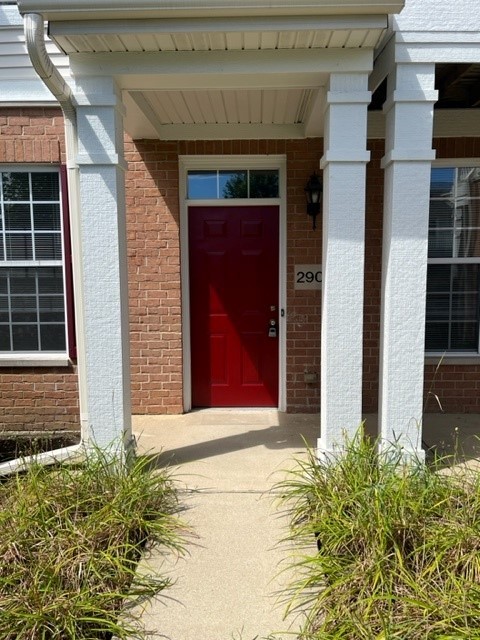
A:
[304,172,323,230]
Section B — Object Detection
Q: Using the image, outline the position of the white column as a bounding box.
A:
[318,73,371,456]
[379,63,438,460]
[73,76,132,450]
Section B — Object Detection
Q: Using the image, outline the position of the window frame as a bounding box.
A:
[426,158,480,360]
[0,165,72,367]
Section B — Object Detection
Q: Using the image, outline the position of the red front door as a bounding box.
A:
[189,205,279,407]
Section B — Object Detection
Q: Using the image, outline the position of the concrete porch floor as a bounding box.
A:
[131,410,480,640]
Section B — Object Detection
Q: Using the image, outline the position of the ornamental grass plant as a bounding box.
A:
[0,445,186,640]
[279,431,480,640]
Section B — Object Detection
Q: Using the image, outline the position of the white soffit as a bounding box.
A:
[48,16,387,54]
[124,87,325,139]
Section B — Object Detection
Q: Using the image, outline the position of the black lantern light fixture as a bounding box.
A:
[304,171,323,230]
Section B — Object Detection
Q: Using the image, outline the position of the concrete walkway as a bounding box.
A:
[132,410,319,640]
[131,410,480,640]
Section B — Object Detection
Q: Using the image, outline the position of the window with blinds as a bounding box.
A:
[426,166,480,352]
[0,169,67,352]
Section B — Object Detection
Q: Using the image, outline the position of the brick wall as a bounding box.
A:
[0,108,79,434]
[423,138,480,412]
[363,137,480,414]
[1,107,480,426]
[125,138,323,413]
[363,139,385,412]
[125,138,183,414]
[284,139,322,412]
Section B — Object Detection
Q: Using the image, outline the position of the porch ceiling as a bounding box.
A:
[27,11,386,140]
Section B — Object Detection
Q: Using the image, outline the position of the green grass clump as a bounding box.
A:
[0,446,186,640]
[280,432,480,639]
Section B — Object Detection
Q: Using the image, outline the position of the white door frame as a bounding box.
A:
[179,154,287,412]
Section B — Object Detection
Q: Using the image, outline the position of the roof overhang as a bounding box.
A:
[15,0,401,140]
[17,0,405,21]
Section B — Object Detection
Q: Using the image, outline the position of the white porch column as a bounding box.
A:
[318,72,371,456]
[379,63,438,460]
[74,76,132,449]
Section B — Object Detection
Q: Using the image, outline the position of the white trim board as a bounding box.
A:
[179,154,287,412]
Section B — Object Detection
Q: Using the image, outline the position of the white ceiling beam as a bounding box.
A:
[50,15,387,36]
[139,122,306,140]
[304,86,326,137]
[369,31,395,91]
[70,48,373,90]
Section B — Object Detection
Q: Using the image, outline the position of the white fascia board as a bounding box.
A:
[18,0,404,21]
[396,42,480,64]
[135,122,305,140]
[397,32,480,44]
[368,109,480,139]
[50,15,388,36]
[71,48,373,86]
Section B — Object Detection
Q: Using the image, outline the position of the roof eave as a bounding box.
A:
[17,0,405,21]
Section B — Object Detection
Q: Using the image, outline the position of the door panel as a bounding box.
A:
[189,205,279,407]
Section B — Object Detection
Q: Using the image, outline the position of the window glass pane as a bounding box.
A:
[426,294,450,321]
[426,263,480,351]
[451,322,478,350]
[11,296,37,323]
[427,264,451,292]
[40,324,66,351]
[6,234,33,260]
[220,171,247,198]
[12,325,38,351]
[428,229,453,257]
[10,270,36,295]
[0,325,10,350]
[4,203,31,231]
[249,170,279,198]
[34,234,62,260]
[33,203,61,231]
[38,267,64,294]
[457,226,480,257]
[456,200,480,228]
[452,293,478,321]
[31,172,59,201]
[39,295,64,322]
[2,172,29,201]
[0,266,66,353]
[457,167,480,198]
[0,295,8,322]
[452,264,479,292]
[429,200,454,228]
[187,171,217,199]
[430,167,455,197]
[0,169,67,354]
[425,323,449,350]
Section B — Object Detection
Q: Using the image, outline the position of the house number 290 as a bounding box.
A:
[294,265,322,290]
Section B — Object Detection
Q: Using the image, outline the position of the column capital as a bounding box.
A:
[383,89,438,114]
[326,90,372,105]
[381,149,436,168]
[76,152,128,169]
[321,151,370,168]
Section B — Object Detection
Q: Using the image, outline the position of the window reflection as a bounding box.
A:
[187,169,279,199]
